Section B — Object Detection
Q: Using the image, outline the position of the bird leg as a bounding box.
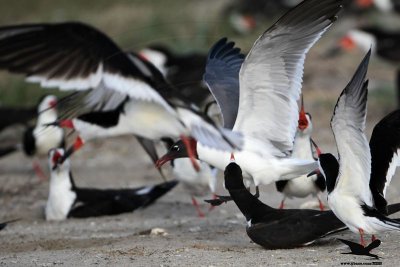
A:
[359,228,366,247]
[32,159,47,181]
[254,186,260,198]
[180,135,200,172]
[279,198,285,209]
[317,196,325,211]
[371,234,377,242]
[191,196,205,218]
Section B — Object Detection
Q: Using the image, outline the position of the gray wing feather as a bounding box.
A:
[235,0,342,155]
[331,50,372,204]
[203,38,245,129]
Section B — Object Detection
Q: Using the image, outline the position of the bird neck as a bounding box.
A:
[228,188,274,222]
[37,109,58,125]
[292,133,313,159]
[225,166,275,221]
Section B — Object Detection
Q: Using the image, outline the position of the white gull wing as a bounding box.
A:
[203,38,245,129]
[0,22,174,116]
[234,0,342,155]
[331,50,372,205]
[369,109,400,213]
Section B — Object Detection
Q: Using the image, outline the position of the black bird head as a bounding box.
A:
[224,162,245,190]
[318,153,340,193]
[156,139,197,168]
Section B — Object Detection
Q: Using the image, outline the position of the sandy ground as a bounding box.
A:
[1,6,400,266]
[1,128,400,267]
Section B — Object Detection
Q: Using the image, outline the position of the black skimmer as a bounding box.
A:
[0,219,20,231]
[45,148,178,220]
[275,97,326,210]
[162,138,218,218]
[224,159,400,249]
[339,26,400,63]
[0,22,242,171]
[318,50,400,246]
[0,95,64,179]
[337,26,400,105]
[369,109,400,215]
[338,238,381,259]
[222,160,346,249]
[158,0,343,188]
[139,45,211,106]
[23,95,64,179]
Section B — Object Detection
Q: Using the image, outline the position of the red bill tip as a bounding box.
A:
[59,119,74,129]
[73,136,84,151]
[52,150,62,164]
[339,35,356,51]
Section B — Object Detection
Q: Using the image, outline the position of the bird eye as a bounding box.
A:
[172,145,180,151]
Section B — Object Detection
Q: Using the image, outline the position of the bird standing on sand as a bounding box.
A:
[275,97,326,210]
[318,50,400,247]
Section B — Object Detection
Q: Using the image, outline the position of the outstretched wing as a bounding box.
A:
[369,109,400,213]
[234,0,343,154]
[203,38,245,129]
[0,22,173,117]
[331,50,371,205]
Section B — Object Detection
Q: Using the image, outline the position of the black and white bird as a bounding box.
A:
[45,148,178,220]
[339,26,400,63]
[0,22,242,171]
[224,159,400,249]
[161,138,218,218]
[318,50,400,247]
[22,95,64,157]
[0,95,64,179]
[275,98,326,210]
[139,45,211,106]
[158,0,343,188]
[337,26,400,106]
[222,159,346,249]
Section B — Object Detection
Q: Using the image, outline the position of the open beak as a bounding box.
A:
[156,154,174,168]
[53,137,84,170]
[51,150,62,170]
[298,95,308,131]
[310,138,322,157]
[45,119,74,129]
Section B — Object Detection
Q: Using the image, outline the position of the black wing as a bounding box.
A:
[0,22,173,117]
[370,109,400,214]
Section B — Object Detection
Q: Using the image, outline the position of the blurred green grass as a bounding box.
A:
[0,0,261,106]
[0,0,398,114]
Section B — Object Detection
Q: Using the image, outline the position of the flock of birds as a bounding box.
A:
[1,0,400,259]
